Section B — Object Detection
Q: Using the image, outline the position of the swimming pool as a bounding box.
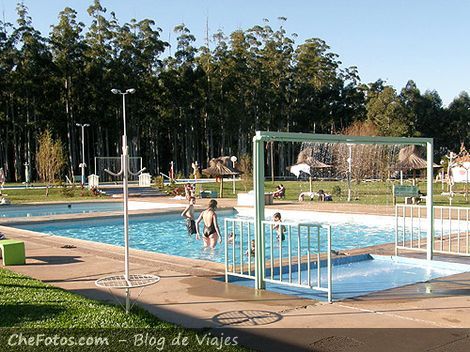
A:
[0,202,123,218]
[14,209,405,263]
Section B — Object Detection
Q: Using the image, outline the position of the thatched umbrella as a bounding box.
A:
[202,157,240,197]
[395,145,439,184]
[289,154,331,192]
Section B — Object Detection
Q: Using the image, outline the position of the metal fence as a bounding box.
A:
[224,218,256,281]
[396,204,470,256]
[224,218,332,302]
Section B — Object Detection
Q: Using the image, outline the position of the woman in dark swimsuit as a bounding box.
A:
[196,199,221,249]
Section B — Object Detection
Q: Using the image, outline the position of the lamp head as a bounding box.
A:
[126,88,136,94]
[111,89,120,94]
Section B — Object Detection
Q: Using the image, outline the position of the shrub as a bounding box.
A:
[331,185,341,196]
[60,183,75,197]
[154,175,164,189]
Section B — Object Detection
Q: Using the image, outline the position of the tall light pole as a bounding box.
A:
[76,123,90,185]
[108,88,142,313]
[231,156,237,194]
[95,88,156,314]
[446,151,456,205]
[347,144,353,202]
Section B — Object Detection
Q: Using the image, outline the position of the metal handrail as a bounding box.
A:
[396,204,470,257]
[224,218,333,302]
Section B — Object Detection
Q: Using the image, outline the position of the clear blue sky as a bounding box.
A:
[2,0,468,106]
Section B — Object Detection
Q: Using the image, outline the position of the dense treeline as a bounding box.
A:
[0,1,468,182]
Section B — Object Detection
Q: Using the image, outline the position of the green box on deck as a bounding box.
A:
[0,240,26,265]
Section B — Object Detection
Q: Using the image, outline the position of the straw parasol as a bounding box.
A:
[395,145,439,184]
[202,157,240,197]
[289,149,331,192]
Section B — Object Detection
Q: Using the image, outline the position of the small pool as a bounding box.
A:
[0,202,122,218]
[225,254,470,301]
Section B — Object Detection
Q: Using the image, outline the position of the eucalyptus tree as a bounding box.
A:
[159,24,200,174]
[417,90,446,153]
[249,18,296,170]
[399,80,423,136]
[213,31,255,154]
[84,0,119,159]
[292,37,342,133]
[447,92,470,150]
[0,1,466,183]
[114,18,167,172]
[0,19,15,178]
[399,80,449,152]
[366,86,409,136]
[219,29,255,155]
[9,3,54,181]
[50,7,87,178]
[196,29,217,164]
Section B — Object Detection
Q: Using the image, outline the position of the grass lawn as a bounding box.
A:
[1,187,105,204]
[197,179,470,207]
[2,179,469,207]
[0,268,246,351]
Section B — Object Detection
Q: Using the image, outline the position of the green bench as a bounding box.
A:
[393,185,422,205]
[0,240,26,265]
[199,190,218,199]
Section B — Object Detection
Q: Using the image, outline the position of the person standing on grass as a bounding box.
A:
[196,199,222,249]
[181,196,198,237]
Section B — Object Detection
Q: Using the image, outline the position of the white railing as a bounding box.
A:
[224,218,256,281]
[262,220,332,302]
[396,204,470,256]
[224,218,332,302]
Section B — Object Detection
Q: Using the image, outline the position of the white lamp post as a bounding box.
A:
[95,88,156,315]
[439,160,445,191]
[76,123,90,185]
[347,144,352,202]
[231,156,237,194]
[24,162,30,186]
[446,151,457,205]
[192,161,198,193]
[107,88,145,312]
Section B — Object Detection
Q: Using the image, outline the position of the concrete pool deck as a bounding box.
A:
[1,198,470,351]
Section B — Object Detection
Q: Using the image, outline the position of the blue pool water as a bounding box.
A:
[226,255,470,300]
[14,210,403,263]
[0,202,122,218]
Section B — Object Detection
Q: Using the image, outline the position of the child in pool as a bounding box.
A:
[181,196,197,237]
[246,239,255,257]
[273,212,286,241]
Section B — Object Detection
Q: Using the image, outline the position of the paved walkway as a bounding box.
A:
[1,199,470,351]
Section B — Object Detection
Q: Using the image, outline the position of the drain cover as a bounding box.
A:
[212,310,282,326]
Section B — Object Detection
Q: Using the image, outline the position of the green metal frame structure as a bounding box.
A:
[252,131,435,290]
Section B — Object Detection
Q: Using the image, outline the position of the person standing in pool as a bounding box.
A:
[273,212,286,241]
[181,196,197,237]
[196,199,222,249]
